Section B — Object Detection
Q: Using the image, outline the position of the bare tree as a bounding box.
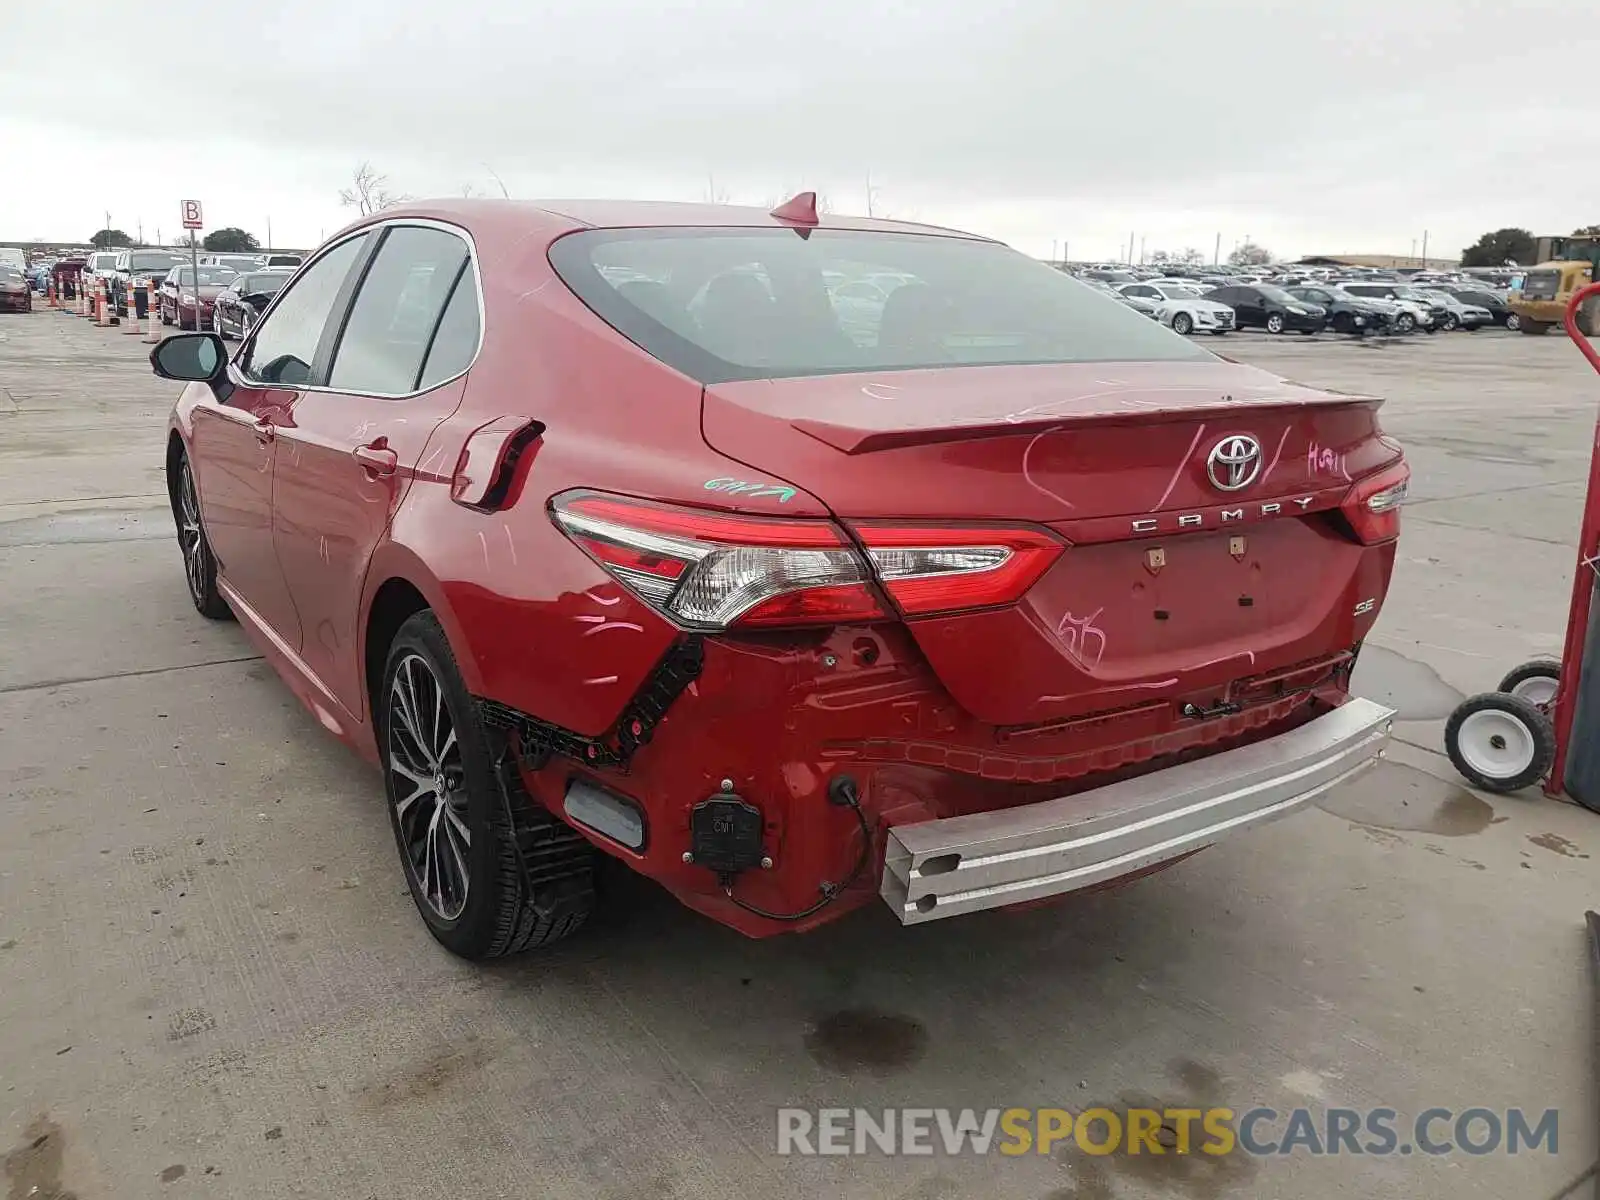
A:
[704,174,733,205]
[482,163,512,199]
[459,182,484,198]
[1228,241,1272,266]
[338,162,411,216]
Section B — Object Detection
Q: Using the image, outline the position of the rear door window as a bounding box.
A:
[327,225,471,395]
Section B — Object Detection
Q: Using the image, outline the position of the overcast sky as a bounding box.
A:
[3,2,1597,263]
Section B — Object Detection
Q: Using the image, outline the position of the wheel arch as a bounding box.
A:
[360,541,485,731]
[164,430,186,510]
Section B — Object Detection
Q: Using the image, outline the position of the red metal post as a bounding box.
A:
[1545,280,1600,795]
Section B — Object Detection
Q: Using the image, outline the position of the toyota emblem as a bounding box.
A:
[1206,435,1262,491]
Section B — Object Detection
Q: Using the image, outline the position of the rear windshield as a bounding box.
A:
[549,228,1211,384]
[131,252,186,271]
[238,273,287,295]
[171,266,237,285]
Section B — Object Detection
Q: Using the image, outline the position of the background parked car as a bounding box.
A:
[1339,283,1444,333]
[158,265,238,330]
[0,266,32,312]
[1119,282,1235,335]
[199,253,266,275]
[112,249,188,318]
[1206,284,1327,334]
[1443,286,1517,329]
[1411,288,1493,331]
[261,253,303,269]
[1285,285,1393,336]
[82,251,120,301]
[1084,277,1160,318]
[211,271,291,339]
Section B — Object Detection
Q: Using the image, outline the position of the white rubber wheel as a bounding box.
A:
[1497,660,1560,708]
[1444,693,1554,794]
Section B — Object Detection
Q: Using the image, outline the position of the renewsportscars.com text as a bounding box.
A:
[775,1106,1559,1158]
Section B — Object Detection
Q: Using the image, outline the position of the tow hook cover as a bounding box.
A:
[689,793,764,875]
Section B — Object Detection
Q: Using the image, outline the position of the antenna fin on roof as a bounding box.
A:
[769,191,819,225]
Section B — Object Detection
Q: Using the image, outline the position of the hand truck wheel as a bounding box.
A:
[1444,693,1555,794]
[1496,659,1561,709]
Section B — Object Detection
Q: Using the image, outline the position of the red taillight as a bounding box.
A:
[851,523,1065,616]
[1340,460,1409,544]
[550,492,1066,631]
[550,491,887,629]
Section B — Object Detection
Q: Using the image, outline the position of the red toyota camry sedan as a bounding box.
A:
[151,197,1403,959]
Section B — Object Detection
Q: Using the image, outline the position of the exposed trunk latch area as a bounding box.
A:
[477,636,704,770]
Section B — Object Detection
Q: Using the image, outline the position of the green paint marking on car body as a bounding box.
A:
[703,477,797,503]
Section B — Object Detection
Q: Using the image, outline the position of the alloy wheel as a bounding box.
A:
[177,461,207,606]
[387,653,471,921]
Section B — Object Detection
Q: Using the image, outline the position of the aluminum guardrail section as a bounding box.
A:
[881,697,1395,924]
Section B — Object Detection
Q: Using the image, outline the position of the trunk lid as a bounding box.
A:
[702,360,1401,726]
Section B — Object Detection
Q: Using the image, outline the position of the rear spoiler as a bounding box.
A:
[793,393,1383,455]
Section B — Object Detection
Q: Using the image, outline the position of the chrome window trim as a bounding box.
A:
[227,216,486,400]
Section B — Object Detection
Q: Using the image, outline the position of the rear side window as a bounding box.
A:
[240,234,369,387]
[328,226,471,395]
[417,270,480,390]
[549,228,1211,385]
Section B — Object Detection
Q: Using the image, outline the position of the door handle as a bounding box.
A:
[252,419,275,445]
[353,440,398,476]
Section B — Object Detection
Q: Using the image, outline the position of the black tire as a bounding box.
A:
[1497,659,1561,709]
[1265,313,1285,334]
[212,309,230,340]
[1171,311,1193,335]
[160,305,172,326]
[1519,318,1549,336]
[1210,329,1228,336]
[1332,313,1353,334]
[1444,693,1554,794]
[1298,326,1318,336]
[1442,313,1459,331]
[380,611,596,960]
[1505,312,1522,332]
[169,453,233,620]
[1395,312,1416,334]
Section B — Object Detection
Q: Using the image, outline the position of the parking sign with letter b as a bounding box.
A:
[181,200,203,230]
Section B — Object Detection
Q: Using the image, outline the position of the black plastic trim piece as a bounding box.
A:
[477,636,704,771]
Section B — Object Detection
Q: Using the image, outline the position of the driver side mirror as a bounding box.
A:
[150,333,231,398]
